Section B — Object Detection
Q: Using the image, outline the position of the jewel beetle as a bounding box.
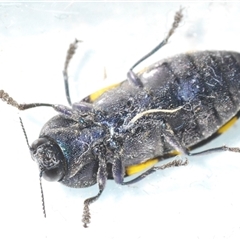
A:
[1,8,240,228]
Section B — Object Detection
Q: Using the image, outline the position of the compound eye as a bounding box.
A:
[41,167,64,182]
[31,137,66,182]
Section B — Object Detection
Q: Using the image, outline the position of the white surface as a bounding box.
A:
[1,2,240,240]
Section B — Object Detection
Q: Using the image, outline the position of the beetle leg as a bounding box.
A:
[127,8,183,88]
[112,155,125,184]
[82,144,108,227]
[111,142,188,185]
[189,145,240,156]
[127,70,144,88]
[0,90,20,109]
[72,102,94,113]
[83,190,103,228]
[63,39,82,106]
[122,158,188,185]
[0,89,57,110]
[52,104,96,126]
[113,120,190,185]
[162,123,189,156]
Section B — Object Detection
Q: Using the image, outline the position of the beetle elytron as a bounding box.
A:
[1,8,240,227]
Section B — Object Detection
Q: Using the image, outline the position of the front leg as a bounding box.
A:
[82,144,108,227]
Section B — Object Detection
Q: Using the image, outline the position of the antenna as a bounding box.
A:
[39,171,46,218]
[19,116,30,149]
[0,91,47,219]
[20,116,47,218]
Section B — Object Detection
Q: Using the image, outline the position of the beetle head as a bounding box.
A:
[30,137,66,182]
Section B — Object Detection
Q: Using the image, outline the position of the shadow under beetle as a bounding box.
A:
[1,8,240,227]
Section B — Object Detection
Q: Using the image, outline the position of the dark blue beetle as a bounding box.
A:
[1,9,240,227]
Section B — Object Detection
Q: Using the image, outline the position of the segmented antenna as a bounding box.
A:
[19,116,30,148]
[0,92,47,219]
[39,171,47,218]
[19,116,46,218]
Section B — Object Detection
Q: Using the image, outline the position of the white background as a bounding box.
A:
[1,2,240,240]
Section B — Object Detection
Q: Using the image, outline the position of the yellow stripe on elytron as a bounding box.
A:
[169,150,180,156]
[218,116,238,134]
[89,83,121,102]
[126,158,159,176]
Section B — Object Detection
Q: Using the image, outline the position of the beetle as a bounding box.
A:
[1,8,240,227]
